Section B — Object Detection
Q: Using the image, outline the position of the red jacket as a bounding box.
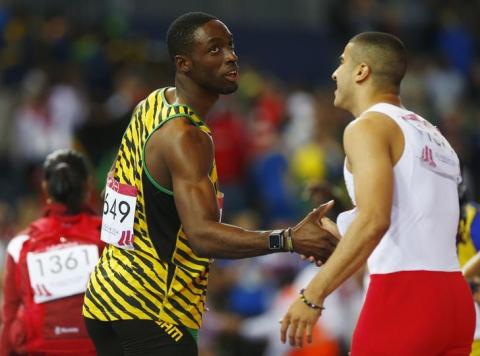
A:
[0,204,103,355]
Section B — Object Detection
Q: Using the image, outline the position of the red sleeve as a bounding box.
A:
[0,254,22,356]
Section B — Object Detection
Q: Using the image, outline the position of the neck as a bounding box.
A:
[351,87,401,117]
[174,75,219,118]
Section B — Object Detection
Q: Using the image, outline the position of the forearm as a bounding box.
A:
[463,253,480,279]
[306,215,386,301]
[187,221,277,259]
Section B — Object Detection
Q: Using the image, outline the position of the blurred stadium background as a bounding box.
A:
[0,0,479,355]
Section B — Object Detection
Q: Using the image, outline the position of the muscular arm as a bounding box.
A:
[305,113,398,302]
[169,120,273,258]
[145,118,336,260]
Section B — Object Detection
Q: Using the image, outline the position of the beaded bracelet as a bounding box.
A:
[286,228,294,253]
[299,288,325,310]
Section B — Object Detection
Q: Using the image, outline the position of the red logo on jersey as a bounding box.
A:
[422,145,436,167]
[402,113,420,121]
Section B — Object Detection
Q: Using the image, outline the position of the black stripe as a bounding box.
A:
[118,248,167,286]
[133,242,158,261]
[94,267,139,318]
[175,248,209,269]
[168,298,200,328]
[119,168,129,185]
[87,277,122,319]
[123,136,136,155]
[106,256,161,315]
[135,113,144,142]
[172,260,203,275]
[152,90,159,122]
[111,253,165,301]
[171,290,202,321]
[171,286,202,319]
[174,273,204,298]
[120,150,130,169]
[186,274,208,293]
[82,302,94,318]
[85,287,112,320]
[128,147,136,173]
[163,306,182,325]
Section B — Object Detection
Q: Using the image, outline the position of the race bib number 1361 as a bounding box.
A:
[100,176,137,250]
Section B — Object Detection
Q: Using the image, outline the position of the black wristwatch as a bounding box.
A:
[268,229,285,251]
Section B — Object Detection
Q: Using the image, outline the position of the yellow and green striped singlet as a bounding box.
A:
[83,87,220,330]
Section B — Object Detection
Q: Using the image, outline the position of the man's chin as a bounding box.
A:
[333,96,341,108]
[219,83,238,95]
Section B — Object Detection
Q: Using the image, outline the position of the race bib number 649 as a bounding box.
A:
[100,176,137,250]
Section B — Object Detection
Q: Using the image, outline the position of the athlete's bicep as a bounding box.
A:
[163,125,220,235]
[344,115,394,223]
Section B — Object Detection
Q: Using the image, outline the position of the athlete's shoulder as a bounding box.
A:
[160,117,213,152]
[7,234,29,262]
[348,109,400,138]
[345,112,385,137]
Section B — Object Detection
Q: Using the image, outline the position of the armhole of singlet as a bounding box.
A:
[142,114,199,196]
[365,108,409,169]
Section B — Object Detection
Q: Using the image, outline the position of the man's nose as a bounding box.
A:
[225,48,238,62]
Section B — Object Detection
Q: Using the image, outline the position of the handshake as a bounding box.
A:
[287,200,341,264]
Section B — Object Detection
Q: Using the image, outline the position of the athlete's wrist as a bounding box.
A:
[303,286,325,307]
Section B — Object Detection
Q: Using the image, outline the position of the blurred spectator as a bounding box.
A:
[209,98,249,220]
[283,89,316,153]
[248,120,297,227]
[0,149,102,355]
[424,56,465,120]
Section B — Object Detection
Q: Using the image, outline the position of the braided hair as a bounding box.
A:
[43,149,89,214]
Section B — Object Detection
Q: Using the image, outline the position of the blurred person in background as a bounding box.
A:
[281,32,475,355]
[458,182,480,355]
[0,149,103,355]
[82,11,338,356]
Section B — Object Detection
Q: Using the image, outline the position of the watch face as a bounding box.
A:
[269,230,283,250]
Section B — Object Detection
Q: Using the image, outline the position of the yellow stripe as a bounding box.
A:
[82,297,104,320]
[90,268,132,319]
[160,102,169,121]
[98,254,162,317]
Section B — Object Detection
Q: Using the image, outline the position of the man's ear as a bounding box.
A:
[175,54,191,74]
[355,63,371,83]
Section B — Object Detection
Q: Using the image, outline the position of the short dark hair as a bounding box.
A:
[166,12,218,62]
[43,149,89,214]
[350,32,407,88]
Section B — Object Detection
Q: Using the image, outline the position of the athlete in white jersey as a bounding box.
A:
[280,32,475,355]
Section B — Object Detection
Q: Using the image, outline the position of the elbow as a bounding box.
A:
[374,218,390,238]
[369,217,390,241]
[184,228,210,258]
[359,213,390,242]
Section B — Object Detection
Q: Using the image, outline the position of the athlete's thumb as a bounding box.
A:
[311,200,334,223]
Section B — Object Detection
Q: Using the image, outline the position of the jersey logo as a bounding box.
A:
[421,145,436,167]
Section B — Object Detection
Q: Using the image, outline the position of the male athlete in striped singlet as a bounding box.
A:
[83,12,338,356]
[281,32,475,355]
